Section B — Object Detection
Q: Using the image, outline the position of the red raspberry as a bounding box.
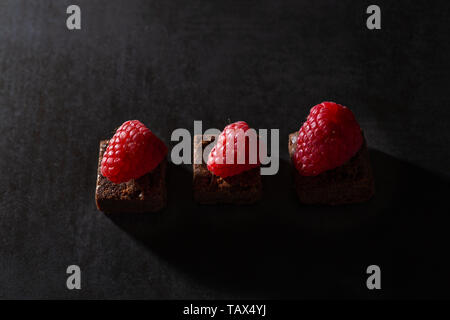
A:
[101,120,168,183]
[207,121,260,178]
[293,102,363,176]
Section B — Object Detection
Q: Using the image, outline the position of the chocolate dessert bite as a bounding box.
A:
[288,132,375,205]
[288,102,375,205]
[96,140,167,213]
[193,134,262,204]
[95,120,168,213]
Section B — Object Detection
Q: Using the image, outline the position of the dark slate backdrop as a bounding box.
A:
[0,0,449,299]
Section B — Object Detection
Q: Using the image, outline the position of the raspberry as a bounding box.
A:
[207,121,260,178]
[101,120,168,183]
[293,102,363,176]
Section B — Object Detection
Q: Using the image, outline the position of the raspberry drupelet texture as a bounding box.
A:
[101,120,168,183]
[207,121,260,178]
[293,102,363,176]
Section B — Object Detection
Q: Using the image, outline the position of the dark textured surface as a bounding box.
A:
[0,0,449,299]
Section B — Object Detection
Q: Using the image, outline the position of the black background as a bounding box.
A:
[0,0,449,299]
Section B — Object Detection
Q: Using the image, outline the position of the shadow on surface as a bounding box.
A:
[108,150,450,299]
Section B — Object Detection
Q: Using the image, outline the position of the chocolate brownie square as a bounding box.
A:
[95,140,167,213]
[288,132,375,205]
[193,135,262,204]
